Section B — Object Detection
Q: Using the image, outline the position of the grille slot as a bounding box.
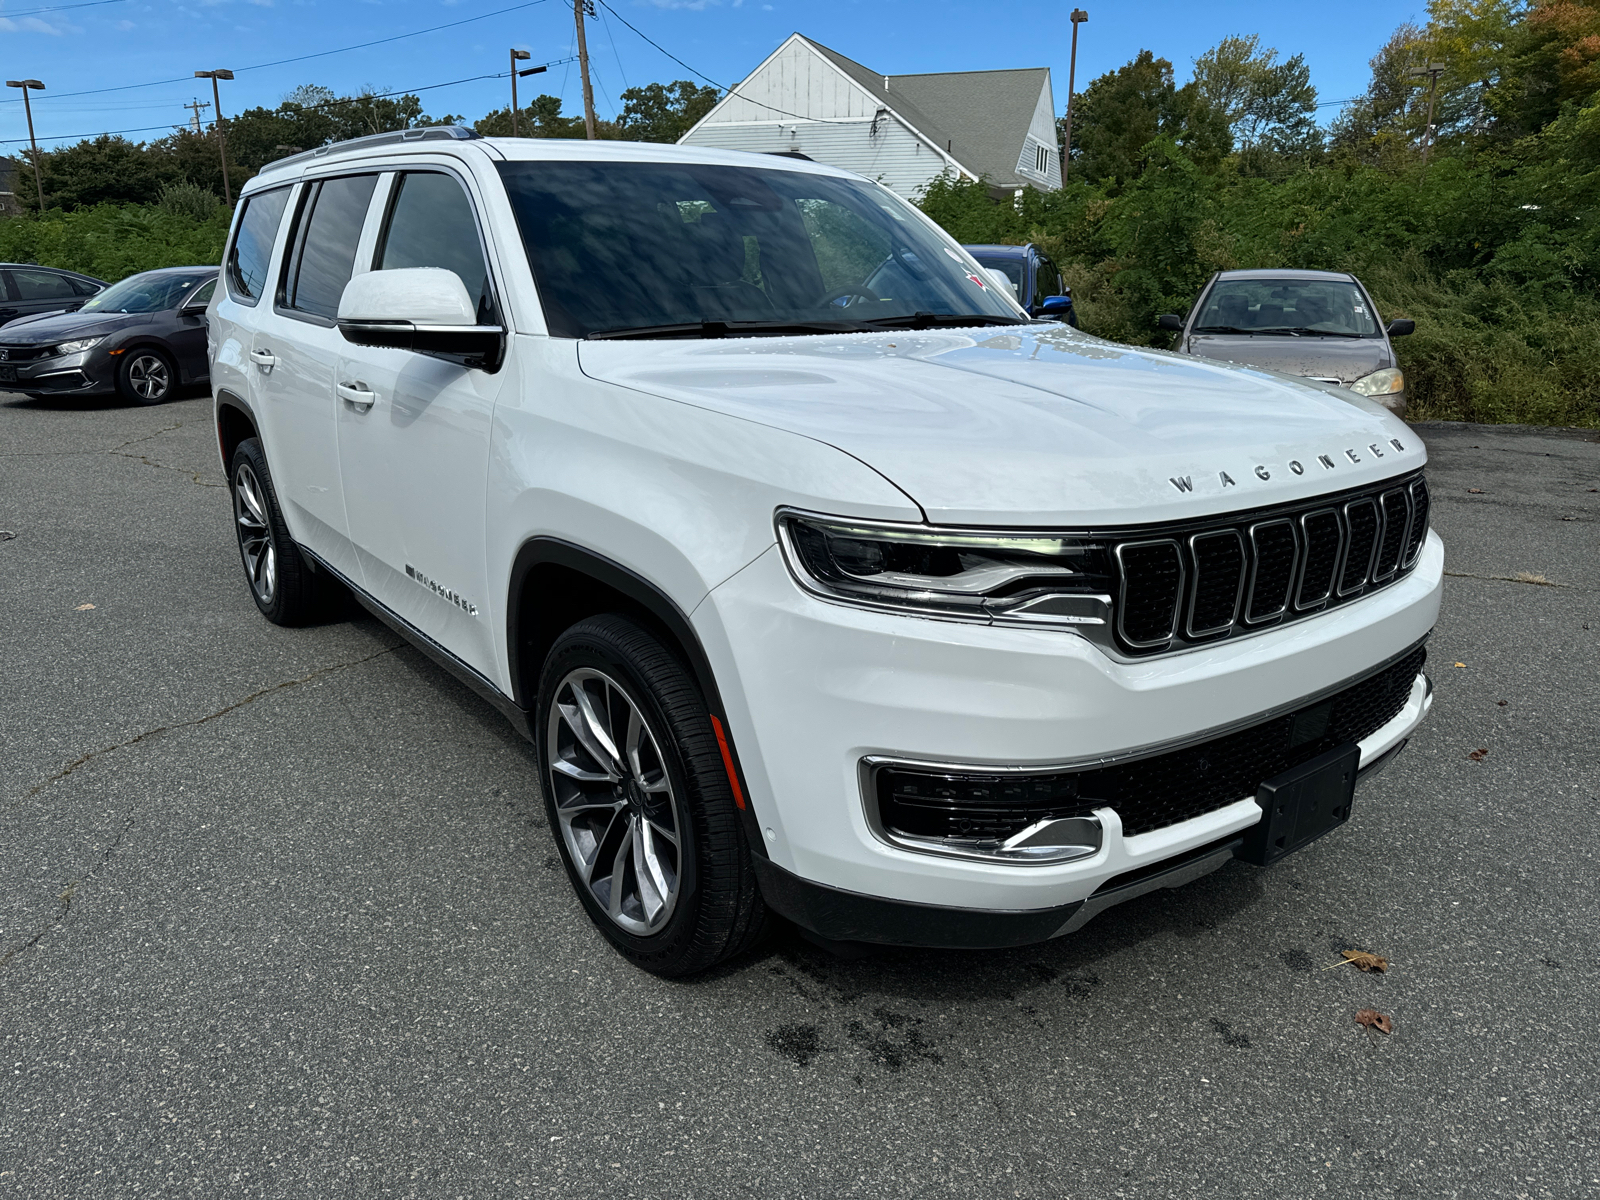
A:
[1116,541,1183,648]
[1187,531,1245,637]
[1374,489,1409,580]
[875,642,1427,843]
[1340,499,1379,595]
[1246,521,1298,623]
[1296,509,1343,608]
[1403,478,1430,566]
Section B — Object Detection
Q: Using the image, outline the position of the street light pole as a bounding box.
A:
[1060,9,1088,187]
[511,49,531,136]
[574,0,598,140]
[6,79,47,212]
[195,69,235,205]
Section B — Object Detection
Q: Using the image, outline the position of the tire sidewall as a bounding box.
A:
[229,438,288,622]
[118,349,174,406]
[536,621,714,970]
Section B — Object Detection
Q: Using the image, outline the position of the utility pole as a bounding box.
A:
[184,98,210,134]
[574,0,597,140]
[6,79,46,212]
[1406,60,1447,178]
[195,69,235,205]
[1060,9,1087,186]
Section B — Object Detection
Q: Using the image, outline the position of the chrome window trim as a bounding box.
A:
[1184,528,1245,639]
[1244,519,1298,624]
[1115,539,1184,649]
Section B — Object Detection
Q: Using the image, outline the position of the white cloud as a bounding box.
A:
[0,15,65,32]
[116,18,135,28]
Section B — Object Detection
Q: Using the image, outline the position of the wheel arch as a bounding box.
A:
[214,389,257,470]
[507,537,765,850]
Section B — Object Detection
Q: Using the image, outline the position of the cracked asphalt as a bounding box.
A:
[2,393,1597,1200]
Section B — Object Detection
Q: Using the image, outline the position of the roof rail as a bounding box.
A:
[764,150,813,161]
[265,125,481,174]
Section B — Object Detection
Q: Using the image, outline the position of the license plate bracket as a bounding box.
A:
[0,365,15,383]
[1236,741,1360,867]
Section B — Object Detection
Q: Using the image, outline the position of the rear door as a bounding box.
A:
[250,173,382,583]
[169,277,215,382]
[2,268,82,324]
[334,167,510,679]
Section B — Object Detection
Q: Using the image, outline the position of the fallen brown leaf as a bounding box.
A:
[1341,950,1389,973]
[1497,700,1508,707]
[74,603,95,611]
[1453,662,1466,668]
[1355,1008,1393,1035]
[1468,747,1489,762]
[1466,488,1485,494]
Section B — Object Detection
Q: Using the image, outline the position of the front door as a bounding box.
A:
[2,268,83,324]
[251,173,381,584]
[335,168,509,682]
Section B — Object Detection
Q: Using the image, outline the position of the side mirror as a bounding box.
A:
[1386,318,1415,337]
[1039,295,1073,316]
[1157,313,1185,332]
[337,268,502,367]
[984,268,1018,297]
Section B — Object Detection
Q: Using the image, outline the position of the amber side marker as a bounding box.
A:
[708,715,746,810]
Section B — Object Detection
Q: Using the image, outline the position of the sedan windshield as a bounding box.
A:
[1191,279,1380,338]
[496,161,1026,338]
[80,273,212,314]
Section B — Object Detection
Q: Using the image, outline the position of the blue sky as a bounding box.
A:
[0,0,1426,151]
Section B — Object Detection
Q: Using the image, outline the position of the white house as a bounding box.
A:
[678,33,1061,200]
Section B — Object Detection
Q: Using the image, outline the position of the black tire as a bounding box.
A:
[116,348,176,406]
[228,437,348,626]
[537,615,767,977]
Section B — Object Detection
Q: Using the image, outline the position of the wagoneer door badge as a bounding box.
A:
[406,564,478,617]
[1169,439,1409,494]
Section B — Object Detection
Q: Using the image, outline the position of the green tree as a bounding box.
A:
[1065,51,1230,189]
[473,94,597,138]
[1192,35,1321,166]
[616,80,720,142]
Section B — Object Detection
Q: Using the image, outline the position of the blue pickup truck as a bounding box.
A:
[964,242,1076,326]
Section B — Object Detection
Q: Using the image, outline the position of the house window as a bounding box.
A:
[1035,144,1049,175]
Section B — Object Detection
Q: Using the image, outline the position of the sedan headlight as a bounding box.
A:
[776,510,1115,628]
[51,337,104,355]
[1350,366,1404,396]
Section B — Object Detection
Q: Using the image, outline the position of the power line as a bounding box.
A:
[0,63,573,145]
[0,0,557,106]
[0,0,127,18]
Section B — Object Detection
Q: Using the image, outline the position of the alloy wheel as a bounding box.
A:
[232,460,276,603]
[128,354,169,401]
[546,667,683,936]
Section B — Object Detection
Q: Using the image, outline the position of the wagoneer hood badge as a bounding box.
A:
[580,326,1424,527]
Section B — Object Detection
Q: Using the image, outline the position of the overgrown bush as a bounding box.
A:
[156,179,222,222]
[0,202,230,282]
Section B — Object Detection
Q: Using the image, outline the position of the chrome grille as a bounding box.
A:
[1100,472,1429,655]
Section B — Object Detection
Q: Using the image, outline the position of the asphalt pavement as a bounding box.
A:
[2,393,1597,1200]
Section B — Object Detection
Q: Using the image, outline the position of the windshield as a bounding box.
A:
[80,272,214,314]
[1192,278,1380,337]
[496,161,1025,338]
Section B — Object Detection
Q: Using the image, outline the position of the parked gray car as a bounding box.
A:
[1158,269,1414,417]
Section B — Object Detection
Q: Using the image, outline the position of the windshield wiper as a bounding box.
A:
[1250,326,1367,338]
[861,312,1027,330]
[1191,325,1252,334]
[587,320,861,341]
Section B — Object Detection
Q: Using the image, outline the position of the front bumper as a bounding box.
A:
[699,530,1443,940]
[0,350,113,394]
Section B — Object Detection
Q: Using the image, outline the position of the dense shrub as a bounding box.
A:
[0,203,231,282]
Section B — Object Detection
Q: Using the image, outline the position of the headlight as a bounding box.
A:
[776,510,1115,628]
[51,337,103,355]
[1350,367,1404,396]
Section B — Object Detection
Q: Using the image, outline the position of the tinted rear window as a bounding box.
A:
[284,175,378,320]
[227,186,291,304]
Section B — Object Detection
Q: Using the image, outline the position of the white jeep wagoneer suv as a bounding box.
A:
[210,128,1440,976]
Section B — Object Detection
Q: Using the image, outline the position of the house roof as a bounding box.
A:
[805,38,1049,190]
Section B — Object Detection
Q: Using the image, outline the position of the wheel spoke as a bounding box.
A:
[567,684,625,777]
[606,822,634,918]
[636,820,674,921]
[551,757,617,785]
[645,817,678,848]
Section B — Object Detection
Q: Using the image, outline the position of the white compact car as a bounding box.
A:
[209,129,1440,976]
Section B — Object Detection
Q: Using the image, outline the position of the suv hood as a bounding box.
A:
[0,311,140,343]
[578,326,1424,526]
[1182,333,1389,386]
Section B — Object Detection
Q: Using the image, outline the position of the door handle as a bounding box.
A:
[338,380,377,410]
[249,348,277,371]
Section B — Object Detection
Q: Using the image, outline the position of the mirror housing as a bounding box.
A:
[1386,318,1415,337]
[1157,313,1184,332]
[1038,295,1073,316]
[337,268,502,368]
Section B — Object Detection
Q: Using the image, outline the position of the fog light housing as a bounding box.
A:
[871,764,1106,864]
